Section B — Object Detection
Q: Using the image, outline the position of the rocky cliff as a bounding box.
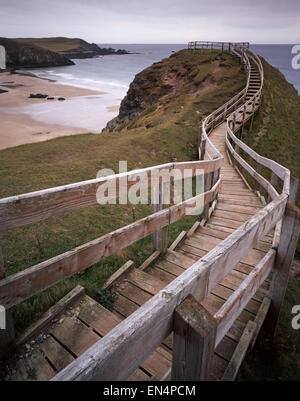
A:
[0,37,74,69]
[102,49,236,132]
[15,37,130,59]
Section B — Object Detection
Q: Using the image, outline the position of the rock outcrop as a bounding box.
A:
[102,50,221,132]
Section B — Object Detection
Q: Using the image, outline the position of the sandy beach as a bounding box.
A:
[0,71,119,150]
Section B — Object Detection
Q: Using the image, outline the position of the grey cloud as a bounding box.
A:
[0,0,299,43]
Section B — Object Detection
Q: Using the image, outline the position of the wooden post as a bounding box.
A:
[153,180,168,254]
[171,295,217,381]
[265,177,300,336]
[0,245,15,357]
[233,143,240,168]
[254,163,262,192]
[197,128,202,159]
[201,172,213,221]
[232,113,236,132]
[241,105,246,136]
[249,101,255,131]
[200,138,206,160]
[268,172,278,203]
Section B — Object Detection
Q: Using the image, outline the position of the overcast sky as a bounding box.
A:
[1,0,299,44]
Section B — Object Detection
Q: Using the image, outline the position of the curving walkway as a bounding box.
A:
[10,49,275,381]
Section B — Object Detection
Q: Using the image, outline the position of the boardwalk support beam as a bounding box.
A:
[171,295,217,381]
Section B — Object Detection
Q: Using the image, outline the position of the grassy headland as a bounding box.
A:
[237,56,300,381]
[0,49,300,380]
[14,37,92,53]
[0,49,245,335]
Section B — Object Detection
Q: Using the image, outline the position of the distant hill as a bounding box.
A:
[14,37,130,59]
[0,37,130,69]
[0,37,74,69]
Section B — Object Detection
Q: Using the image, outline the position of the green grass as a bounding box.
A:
[237,56,300,381]
[240,277,300,381]
[14,37,92,53]
[1,47,300,381]
[0,49,245,336]
[240,57,300,258]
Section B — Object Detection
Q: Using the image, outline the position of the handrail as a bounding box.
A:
[225,48,290,198]
[0,178,221,309]
[188,41,249,51]
[0,159,222,231]
[51,41,292,381]
[53,194,288,381]
[0,40,294,381]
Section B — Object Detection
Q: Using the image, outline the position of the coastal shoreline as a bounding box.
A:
[0,71,119,150]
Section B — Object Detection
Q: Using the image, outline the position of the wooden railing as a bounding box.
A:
[0,160,222,309]
[188,41,249,52]
[0,41,299,381]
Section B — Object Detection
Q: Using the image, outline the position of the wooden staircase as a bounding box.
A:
[2,41,298,382]
[10,55,273,381]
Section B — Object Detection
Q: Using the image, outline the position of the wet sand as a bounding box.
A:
[0,71,119,150]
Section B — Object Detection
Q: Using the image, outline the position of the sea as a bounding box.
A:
[14,44,300,132]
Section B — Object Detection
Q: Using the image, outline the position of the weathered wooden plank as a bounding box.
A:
[78,295,122,335]
[0,184,220,310]
[214,250,275,346]
[221,320,256,381]
[168,231,187,251]
[77,295,169,380]
[139,251,161,272]
[12,349,55,381]
[216,203,260,215]
[187,221,200,237]
[40,336,75,372]
[0,160,222,231]
[16,285,85,346]
[226,127,289,183]
[171,296,217,381]
[102,260,134,290]
[148,267,175,284]
[51,316,100,357]
[213,209,252,222]
[215,335,237,362]
[127,269,166,295]
[52,195,286,381]
[116,281,152,306]
[226,137,281,200]
[156,260,185,277]
[212,284,261,315]
[165,250,196,269]
[250,297,271,348]
[193,230,270,253]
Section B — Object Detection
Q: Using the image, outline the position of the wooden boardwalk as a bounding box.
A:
[10,56,276,381]
[2,42,299,382]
